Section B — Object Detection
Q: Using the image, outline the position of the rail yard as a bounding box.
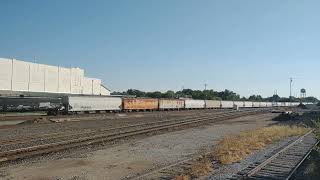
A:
[3,0,320,179]
[0,59,318,180]
[0,104,318,180]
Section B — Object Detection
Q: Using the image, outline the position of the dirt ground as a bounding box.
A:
[2,113,279,180]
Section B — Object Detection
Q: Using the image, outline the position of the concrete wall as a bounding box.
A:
[29,63,45,92]
[92,78,101,95]
[81,77,110,95]
[0,58,12,90]
[71,68,84,94]
[58,67,71,93]
[44,65,59,93]
[82,77,93,95]
[12,60,29,91]
[100,85,111,96]
[0,58,110,96]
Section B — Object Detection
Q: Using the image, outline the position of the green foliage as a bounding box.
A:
[248,95,263,102]
[111,89,319,103]
[303,96,319,103]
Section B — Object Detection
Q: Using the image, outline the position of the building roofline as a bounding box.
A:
[101,84,111,91]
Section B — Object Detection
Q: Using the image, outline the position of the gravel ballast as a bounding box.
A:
[208,136,299,179]
[1,113,280,180]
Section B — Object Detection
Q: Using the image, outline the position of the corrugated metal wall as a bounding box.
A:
[0,58,110,95]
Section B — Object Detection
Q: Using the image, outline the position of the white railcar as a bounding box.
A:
[184,99,205,109]
[280,102,286,107]
[233,101,244,108]
[292,102,300,106]
[266,102,272,107]
[260,102,267,107]
[252,102,260,107]
[205,100,221,109]
[159,99,184,110]
[64,96,122,112]
[221,101,234,108]
[244,101,253,108]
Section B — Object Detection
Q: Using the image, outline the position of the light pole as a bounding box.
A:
[204,83,207,99]
[289,77,293,101]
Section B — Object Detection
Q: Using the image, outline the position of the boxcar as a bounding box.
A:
[252,102,260,108]
[266,102,272,107]
[279,102,286,107]
[184,99,205,109]
[292,102,300,106]
[205,100,221,109]
[220,101,234,108]
[64,96,122,112]
[260,102,267,107]
[159,99,184,110]
[244,101,253,108]
[123,98,159,111]
[233,101,244,108]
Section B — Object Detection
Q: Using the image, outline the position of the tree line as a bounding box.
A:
[111,89,318,102]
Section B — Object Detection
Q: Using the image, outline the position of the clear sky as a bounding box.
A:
[0,0,319,98]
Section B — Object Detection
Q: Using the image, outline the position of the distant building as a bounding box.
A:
[0,57,110,96]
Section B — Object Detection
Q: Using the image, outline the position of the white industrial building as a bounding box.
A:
[0,57,111,96]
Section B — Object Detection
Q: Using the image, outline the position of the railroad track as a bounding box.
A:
[0,109,242,146]
[127,129,319,180]
[0,109,266,164]
[0,108,230,121]
[235,130,319,180]
[125,152,212,180]
[0,109,262,147]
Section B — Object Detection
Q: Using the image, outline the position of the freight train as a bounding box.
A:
[0,95,308,115]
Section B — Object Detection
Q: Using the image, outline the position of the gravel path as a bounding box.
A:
[1,113,279,180]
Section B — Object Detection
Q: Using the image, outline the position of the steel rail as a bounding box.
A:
[0,109,255,147]
[0,110,264,163]
[240,130,318,180]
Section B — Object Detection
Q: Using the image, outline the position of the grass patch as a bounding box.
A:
[174,175,190,180]
[174,125,310,179]
[188,157,213,177]
[212,125,310,164]
[174,156,213,179]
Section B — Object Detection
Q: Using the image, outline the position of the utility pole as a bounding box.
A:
[289,77,293,101]
[204,83,208,100]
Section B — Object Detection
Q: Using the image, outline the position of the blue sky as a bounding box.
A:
[0,0,319,98]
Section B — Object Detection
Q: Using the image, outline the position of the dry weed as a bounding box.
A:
[188,157,213,177]
[212,125,309,164]
[174,175,190,180]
